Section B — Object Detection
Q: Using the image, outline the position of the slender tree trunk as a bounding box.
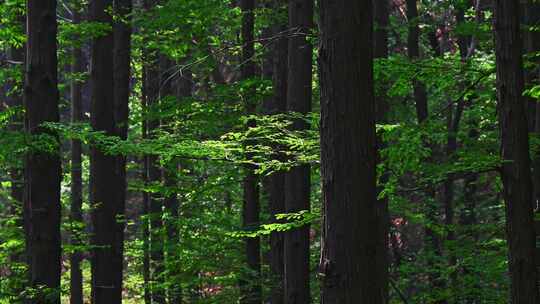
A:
[140,2,165,303]
[374,0,390,303]
[264,1,288,303]
[406,0,428,122]
[240,0,261,303]
[318,1,381,303]
[70,8,84,304]
[493,1,539,303]
[147,56,166,304]
[90,0,123,302]
[112,0,132,300]
[24,0,62,302]
[141,65,152,304]
[284,1,313,303]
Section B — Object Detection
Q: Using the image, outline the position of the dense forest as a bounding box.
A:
[0,0,539,303]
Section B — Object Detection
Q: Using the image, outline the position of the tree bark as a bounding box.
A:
[70,7,84,304]
[24,0,62,302]
[493,0,539,303]
[89,0,122,302]
[374,0,390,303]
[318,1,381,303]
[526,1,540,211]
[239,0,261,303]
[112,0,132,300]
[284,0,313,303]
[264,2,288,303]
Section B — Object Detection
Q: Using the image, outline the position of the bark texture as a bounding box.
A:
[284,0,313,303]
[318,0,381,303]
[24,0,62,302]
[493,1,539,303]
[265,2,288,303]
[89,0,123,302]
[374,0,390,303]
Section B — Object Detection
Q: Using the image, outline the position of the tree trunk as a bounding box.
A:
[493,0,539,302]
[147,57,166,304]
[24,0,62,302]
[141,65,152,304]
[112,0,132,300]
[264,1,288,303]
[406,0,428,122]
[284,0,313,303]
[526,1,540,211]
[318,1,381,303]
[89,0,122,302]
[240,0,261,303]
[374,0,389,303]
[70,8,84,304]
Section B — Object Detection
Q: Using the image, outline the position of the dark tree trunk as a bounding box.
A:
[526,1,540,209]
[240,0,261,303]
[493,1,539,303]
[284,0,313,303]
[318,1,381,303]
[70,8,84,304]
[24,0,62,302]
[406,0,428,122]
[374,0,389,303]
[264,1,288,303]
[112,0,132,300]
[89,0,122,302]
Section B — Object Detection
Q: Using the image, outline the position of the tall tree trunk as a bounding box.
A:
[265,1,288,303]
[89,0,122,302]
[70,7,84,304]
[493,1,539,303]
[284,0,313,303]
[318,1,381,303]
[526,1,540,211]
[240,0,261,303]
[374,0,389,303]
[24,0,62,302]
[141,65,152,304]
[112,0,132,300]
